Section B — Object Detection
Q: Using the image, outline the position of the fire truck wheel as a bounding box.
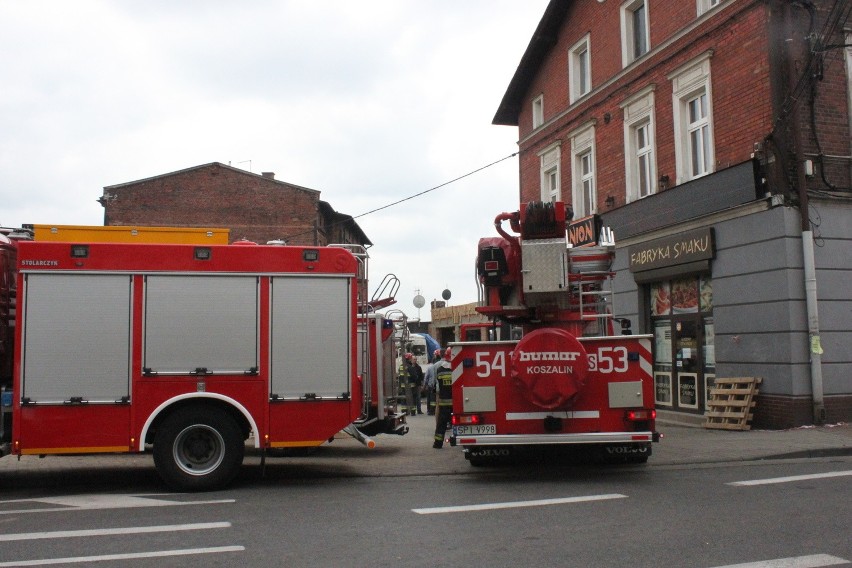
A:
[153,408,245,491]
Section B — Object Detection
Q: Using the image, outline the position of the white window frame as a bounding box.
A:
[669,52,715,184]
[570,124,597,217]
[621,86,657,202]
[569,34,591,104]
[532,94,544,129]
[846,32,852,179]
[686,92,711,178]
[538,143,561,203]
[697,0,721,17]
[621,0,650,67]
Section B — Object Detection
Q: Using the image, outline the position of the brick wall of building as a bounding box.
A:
[517,0,776,207]
[101,163,323,246]
[753,393,852,429]
[514,0,852,206]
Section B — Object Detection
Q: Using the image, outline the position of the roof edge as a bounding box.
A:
[492,0,571,126]
[104,162,321,195]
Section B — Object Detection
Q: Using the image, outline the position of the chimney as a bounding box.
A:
[261,172,275,180]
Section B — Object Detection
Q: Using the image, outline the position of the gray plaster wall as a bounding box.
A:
[809,199,852,394]
[611,199,851,398]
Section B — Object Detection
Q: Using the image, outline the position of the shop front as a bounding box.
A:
[629,228,716,415]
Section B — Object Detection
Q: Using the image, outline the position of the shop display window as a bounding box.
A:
[651,281,670,316]
[655,371,672,406]
[671,276,699,313]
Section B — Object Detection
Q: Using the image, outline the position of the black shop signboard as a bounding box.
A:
[629,227,715,276]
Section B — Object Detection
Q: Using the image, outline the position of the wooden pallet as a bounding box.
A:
[704,377,762,430]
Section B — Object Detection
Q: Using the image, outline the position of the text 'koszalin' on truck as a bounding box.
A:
[0,232,406,490]
[449,201,660,466]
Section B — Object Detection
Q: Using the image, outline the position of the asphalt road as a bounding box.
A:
[1,454,850,567]
[1,416,850,567]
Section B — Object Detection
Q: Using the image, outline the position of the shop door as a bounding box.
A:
[651,276,714,414]
[673,317,702,411]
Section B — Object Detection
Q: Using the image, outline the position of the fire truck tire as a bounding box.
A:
[153,408,245,491]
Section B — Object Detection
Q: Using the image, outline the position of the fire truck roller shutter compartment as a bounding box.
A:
[270,276,350,399]
[23,273,131,403]
[143,275,259,375]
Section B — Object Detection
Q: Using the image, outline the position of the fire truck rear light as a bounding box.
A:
[303,249,319,262]
[484,260,499,271]
[194,247,212,261]
[626,409,656,421]
[451,414,481,426]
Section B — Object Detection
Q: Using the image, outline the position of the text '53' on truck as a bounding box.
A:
[449,201,660,466]
[0,232,406,491]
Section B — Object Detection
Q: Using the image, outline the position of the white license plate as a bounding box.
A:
[454,424,496,436]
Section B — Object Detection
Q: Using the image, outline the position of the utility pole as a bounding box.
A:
[784,1,825,424]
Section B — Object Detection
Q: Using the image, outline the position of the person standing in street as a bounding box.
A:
[407,354,424,414]
[433,347,453,448]
[423,349,441,415]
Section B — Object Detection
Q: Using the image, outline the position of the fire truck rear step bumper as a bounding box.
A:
[453,431,657,446]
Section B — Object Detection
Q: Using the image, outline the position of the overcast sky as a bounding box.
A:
[0,1,549,321]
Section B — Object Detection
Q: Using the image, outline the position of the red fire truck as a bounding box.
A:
[0,236,405,490]
[449,202,659,465]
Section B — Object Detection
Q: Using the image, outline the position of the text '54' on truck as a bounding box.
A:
[449,201,660,466]
[0,229,406,491]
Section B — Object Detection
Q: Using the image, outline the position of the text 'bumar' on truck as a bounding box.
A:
[449,201,660,466]
[0,228,407,490]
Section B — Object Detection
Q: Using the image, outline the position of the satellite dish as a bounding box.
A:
[413,294,425,308]
[442,289,452,301]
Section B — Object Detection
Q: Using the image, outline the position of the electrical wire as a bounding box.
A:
[349,151,519,221]
[280,151,519,242]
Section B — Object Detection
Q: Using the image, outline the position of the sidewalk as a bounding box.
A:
[281,413,852,477]
[344,415,852,475]
[652,418,852,465]
[1,414,850,485]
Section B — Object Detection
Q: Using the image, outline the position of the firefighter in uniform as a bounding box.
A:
[409,357,424,414]
[403,353,420,415]
[432,348,453,448]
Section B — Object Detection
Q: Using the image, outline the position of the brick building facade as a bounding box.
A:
[495,0,851,427]
[99,162,370,248]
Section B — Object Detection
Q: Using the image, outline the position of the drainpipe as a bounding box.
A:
[785,2,825,424]
[847,31,852,187]
[802,233,825,424]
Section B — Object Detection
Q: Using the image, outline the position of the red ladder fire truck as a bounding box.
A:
[0,234,406,490]
[449,202,659,465]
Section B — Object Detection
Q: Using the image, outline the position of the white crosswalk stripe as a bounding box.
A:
[412,493,627,514]
[0,522,231,542]
[708,554,849,568]
[0,546,246,567]
[727,470,852,487]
